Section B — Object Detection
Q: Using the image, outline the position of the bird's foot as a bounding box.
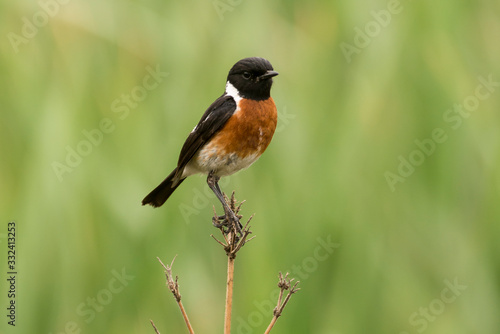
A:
[212,209,243,236]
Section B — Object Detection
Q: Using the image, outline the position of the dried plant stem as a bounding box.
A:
[264,317,278,334]
[211,192,254,334]
[153,191,300,334]
[150,319,161,334]
[178,300,194,334]
[156,256,195,334]
[224,255,235,334]
[264,272,301,334]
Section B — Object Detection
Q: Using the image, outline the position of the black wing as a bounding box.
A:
[175,94,237,176]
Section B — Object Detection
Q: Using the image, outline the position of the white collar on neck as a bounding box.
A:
[225,81,242,104]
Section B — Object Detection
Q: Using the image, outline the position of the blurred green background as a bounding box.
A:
[1,0,500,333]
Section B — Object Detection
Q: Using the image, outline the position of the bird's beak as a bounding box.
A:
[259,70,279,80]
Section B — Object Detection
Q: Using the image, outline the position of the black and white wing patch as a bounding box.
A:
[175,94,237,177]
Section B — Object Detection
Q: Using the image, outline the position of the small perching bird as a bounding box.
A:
[142,57,279,227]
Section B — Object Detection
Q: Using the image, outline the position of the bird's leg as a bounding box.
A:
[207,172,242,235]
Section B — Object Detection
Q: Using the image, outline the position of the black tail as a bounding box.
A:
[142,168,185,207]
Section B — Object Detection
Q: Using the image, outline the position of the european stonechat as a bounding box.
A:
[142,57,278,228]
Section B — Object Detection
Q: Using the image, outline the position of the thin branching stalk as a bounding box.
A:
[211,192,254,334]
[264,272,301,334]
[153,191,299,334]
[150,320,161,334]
[154,256,195,334]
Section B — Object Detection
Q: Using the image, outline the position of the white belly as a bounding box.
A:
[182,148,260,178]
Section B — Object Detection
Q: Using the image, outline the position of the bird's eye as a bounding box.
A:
[242,72,252,80]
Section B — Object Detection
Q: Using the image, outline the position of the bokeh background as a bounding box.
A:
[1,0,500,333]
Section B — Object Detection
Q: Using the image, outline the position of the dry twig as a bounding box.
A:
[264,272,301,334]
[210,191,255,334]
[150,319,161,334]
[154,256,195,334]
[153,191,299,334]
